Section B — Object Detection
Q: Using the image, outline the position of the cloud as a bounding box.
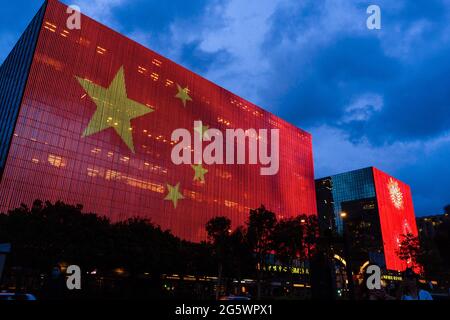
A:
[179,41,232,74]
[71,0,128,30]
[340,93,383,123]
[312,125,450,215]
[312,125,421,178]
[163,0,282,102]
[102,0,212,59]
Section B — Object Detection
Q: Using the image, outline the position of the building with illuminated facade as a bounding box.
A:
[0,0,317,242]
[315,167,419,272]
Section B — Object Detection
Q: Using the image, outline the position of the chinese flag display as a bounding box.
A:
[0,1,317,242]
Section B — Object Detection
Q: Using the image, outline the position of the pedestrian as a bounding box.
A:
[398,268,433,300]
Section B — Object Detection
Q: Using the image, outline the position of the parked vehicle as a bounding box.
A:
[219,295,251,301]
[0,292,37,301]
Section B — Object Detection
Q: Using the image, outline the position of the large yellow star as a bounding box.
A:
[164,183,184,208]
[175,84,192,107]
[76,66,154,153]
[191,164,208,182]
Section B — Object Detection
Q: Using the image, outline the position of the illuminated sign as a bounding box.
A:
[259,264,310,275]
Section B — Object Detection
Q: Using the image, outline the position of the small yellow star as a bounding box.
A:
[194,122,210,139]
[164,183,184,208]
[175,84,192,107]
[191,164,208,182]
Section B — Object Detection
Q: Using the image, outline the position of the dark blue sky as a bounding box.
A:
[1,0,449,216]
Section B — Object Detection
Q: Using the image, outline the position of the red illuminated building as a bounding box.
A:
[0,0,317,242]
[316,167,419,272]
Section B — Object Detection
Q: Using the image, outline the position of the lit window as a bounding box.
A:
[77,37,91,47]
[48,154,66,168]
[87,168,99,177]
[44,21,56,32]
[150,72,159,81]
[138,66,147,74]
[96,46,107,55]
[152,58,162,67]
[60,30,69,38]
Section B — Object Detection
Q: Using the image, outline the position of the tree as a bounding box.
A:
[0,199,187,298]
[396,233,422,271]
[300,214,319,260]
[308,215,338,300]
[417,231,444,280]
[111,217,184,298]
[246,205,277,300]
[227,226,253,292]
[435,215,450,271]
[300,214,319,291]
[0,200,113,272]
[271,218,304,266]
[205,216,231,300]
[112,217,182,273]
[271,217,304,294]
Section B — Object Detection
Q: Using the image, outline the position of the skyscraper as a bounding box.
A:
[0,0,317,242]
[316,167,418,272]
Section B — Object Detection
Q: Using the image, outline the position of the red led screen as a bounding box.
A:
[0,0,317,242]
[373,167,419,271]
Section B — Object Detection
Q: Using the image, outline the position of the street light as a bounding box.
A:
[340,212,347,219]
